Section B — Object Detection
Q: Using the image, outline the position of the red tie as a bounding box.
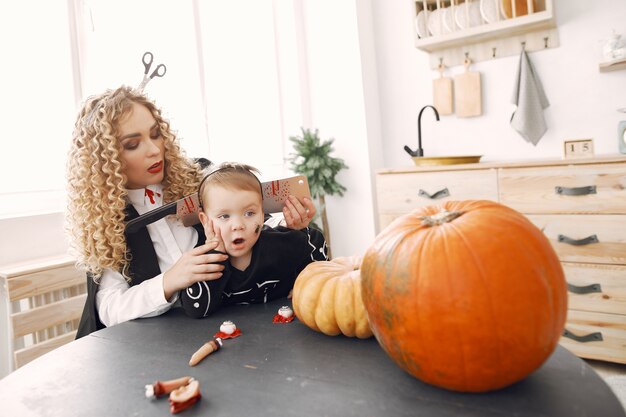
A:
[145,188,161,205]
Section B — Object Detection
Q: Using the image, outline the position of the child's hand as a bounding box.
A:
[204,217,226,253]
[283,196,315,229]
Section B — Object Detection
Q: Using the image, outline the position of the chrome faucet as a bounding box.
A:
[404,105,440,157]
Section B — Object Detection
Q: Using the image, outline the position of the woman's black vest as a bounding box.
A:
[75,205,205,339]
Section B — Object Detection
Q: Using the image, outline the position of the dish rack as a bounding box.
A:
[414,0,558,68]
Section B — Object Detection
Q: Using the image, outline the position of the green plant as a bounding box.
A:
[288,127,348,257]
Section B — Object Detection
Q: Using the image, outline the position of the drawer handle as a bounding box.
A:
[418,188,450,200]
[562,329,603,343]
[567,283,602,294]
[557,234,599,246]
[554,185,597,196]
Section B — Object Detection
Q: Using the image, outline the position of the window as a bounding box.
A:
[197,1,286,180]
[0,0,304,218]
[0,1,76,218]
[79,0,209,158]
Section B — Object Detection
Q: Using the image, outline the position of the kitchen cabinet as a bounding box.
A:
[375,155,626,364]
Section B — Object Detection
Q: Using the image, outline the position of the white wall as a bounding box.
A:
[0,213,69,266]
[300,0,381,258]
[368,0,626,169]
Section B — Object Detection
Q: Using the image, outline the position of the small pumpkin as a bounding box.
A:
[292,256,373,339]
[361,200,567,392]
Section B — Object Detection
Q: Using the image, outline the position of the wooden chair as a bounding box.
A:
[0,256,86,370]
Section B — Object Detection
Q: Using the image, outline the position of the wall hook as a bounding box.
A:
[544,36,549,48]
[492,47,497,58]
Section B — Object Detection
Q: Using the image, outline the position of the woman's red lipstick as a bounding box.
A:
[147,161,163,173]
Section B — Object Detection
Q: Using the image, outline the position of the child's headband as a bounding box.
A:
[198,163,264,209]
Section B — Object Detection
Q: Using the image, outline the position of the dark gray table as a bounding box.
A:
[1,298,624,416]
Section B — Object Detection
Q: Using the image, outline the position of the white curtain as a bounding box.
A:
[0,0,308,217]
[0,1,76,217]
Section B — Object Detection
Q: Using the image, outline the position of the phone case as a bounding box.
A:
[261,175,311,213]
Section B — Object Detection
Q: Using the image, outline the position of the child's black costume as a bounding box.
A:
[180,226,327,318]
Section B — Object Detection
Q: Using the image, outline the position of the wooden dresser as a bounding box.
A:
[375,156,626,364]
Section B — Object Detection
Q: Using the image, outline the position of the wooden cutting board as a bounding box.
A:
[454,59,482,118]
[433,64,453,115]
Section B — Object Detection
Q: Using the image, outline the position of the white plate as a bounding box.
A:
[415,10,428,38]
[428,8,444,37]
[442,7,457,34]
[455,1,483,29]
[480,0,500,23]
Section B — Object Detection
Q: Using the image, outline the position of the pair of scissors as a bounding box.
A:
[138,51,167,91]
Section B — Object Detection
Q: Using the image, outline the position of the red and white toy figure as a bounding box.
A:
[273,305,295,323]
[189,337,222,366]
[145,376,201,414]
[214,320,242,339]
[145,376,193,399]
[169,378,201,414]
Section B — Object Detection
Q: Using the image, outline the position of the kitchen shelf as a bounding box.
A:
[414,0,558,68]
[599,57,626,72]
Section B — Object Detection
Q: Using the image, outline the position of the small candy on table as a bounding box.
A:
[214,320,242,339]
[273,305,295,323]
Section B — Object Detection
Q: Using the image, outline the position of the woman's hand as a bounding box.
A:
[204,217,226,253]
[282,195,316,229]
[162,240,228,300]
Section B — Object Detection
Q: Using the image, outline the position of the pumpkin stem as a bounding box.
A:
[420,209,463,227]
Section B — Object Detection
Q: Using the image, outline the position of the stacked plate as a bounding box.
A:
[416,0,534,38]
[415,10,428,38]
[479,0,501,23]
[455,0,482,30]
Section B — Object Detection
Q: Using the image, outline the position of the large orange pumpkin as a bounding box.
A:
[361,200,567,392]
[292,256,373,338]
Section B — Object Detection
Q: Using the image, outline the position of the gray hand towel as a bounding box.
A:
[510,50,549,145]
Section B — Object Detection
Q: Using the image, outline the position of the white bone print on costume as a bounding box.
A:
[186,281,211,316]
[223,288,253,298]
[305,227,328,260]
[255,280,280,303]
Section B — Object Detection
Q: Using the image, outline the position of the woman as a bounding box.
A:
[66,86,315,337]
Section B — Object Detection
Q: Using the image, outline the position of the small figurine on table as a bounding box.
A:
[214,320,242,339]
[145,376,202,414]
[145,376,193,399]
[273,305,295,323]
[169,379,201,414]
[189,337,222,366]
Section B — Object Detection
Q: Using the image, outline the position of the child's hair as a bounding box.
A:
[199,162,263,209]
[66,86,204,281]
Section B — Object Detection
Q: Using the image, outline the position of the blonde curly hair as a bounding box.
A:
[66,86,204,282]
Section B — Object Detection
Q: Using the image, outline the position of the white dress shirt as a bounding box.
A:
[96,184,199,327]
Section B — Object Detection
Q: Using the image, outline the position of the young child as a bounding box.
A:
[67,87,317,337]
[180,162,328,318]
